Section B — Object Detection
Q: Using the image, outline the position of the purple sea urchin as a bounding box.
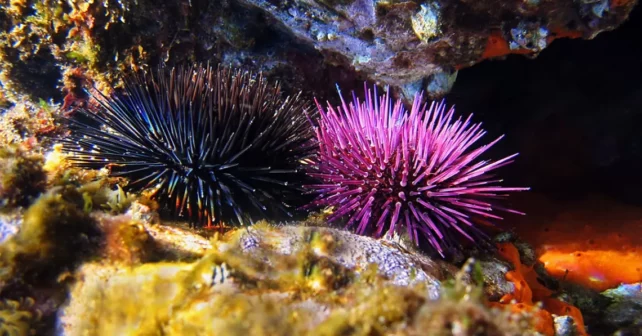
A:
[63,64,316,227]
[304,85,529,256]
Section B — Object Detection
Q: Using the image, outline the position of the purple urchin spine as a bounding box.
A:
[303,84,529,256]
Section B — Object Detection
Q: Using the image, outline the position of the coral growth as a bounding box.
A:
[0,0,147,102]
[305,85,528,256]
[0,0,351,109]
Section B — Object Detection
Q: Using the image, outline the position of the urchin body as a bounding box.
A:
[64,65,315,227]
[305,86,528,256]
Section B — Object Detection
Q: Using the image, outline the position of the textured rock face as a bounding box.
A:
[0,0,637,107]
[53,217,601,336]
[235,225,459,294]
[602,283,642,332]
[235,0,638,99]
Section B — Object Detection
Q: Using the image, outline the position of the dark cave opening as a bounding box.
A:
[447,3,642,206]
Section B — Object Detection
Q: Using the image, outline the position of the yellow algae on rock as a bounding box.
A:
[411,3,441,43]
[0,186,99,286]
[59,262,196,335]
[0,298,40,336]
[59,223,543,336]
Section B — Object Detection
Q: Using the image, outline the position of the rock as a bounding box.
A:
[602,283,642,331]
[554,315,582,336]
[479,258,515,301]
[58,224,540,335]
[235,0,637,98]
[0,211,21,244]
[0,0,637,107]
[235,224,460,294]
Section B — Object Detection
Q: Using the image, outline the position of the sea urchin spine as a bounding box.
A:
[304,85,529,256]
[63,64,316,227]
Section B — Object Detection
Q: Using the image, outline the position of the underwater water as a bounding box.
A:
[0,0,641,335]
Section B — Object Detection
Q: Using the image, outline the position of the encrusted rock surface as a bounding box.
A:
[0,175,629,335]
[237,0,637,99]
[57,220,540,336]
[0,0,637,106]
[235,224,459,293]
[602,283,642,331]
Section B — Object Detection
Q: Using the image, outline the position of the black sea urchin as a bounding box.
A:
[63,64,316,227]
[304,85,529,256]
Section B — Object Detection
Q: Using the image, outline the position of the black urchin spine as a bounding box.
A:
[63,64,316,227]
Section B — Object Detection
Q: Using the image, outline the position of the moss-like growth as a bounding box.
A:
[0,298,40,336]
[0,144,46,209]
[166,291,313,336]
[0,0,275,106]
[0,186,101,286]
[412,298,534,336]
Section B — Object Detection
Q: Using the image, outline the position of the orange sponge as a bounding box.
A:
[493,242,588,336]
